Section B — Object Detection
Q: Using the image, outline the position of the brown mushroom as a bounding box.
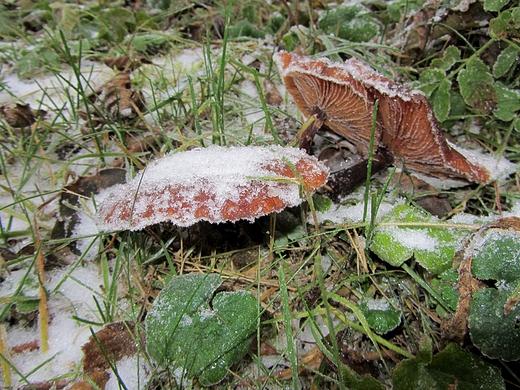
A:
[96,145,329,231]
[274,51,490,183]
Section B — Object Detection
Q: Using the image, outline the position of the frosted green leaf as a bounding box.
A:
[319,5,379,42]
[493,82,520,122]
[359,297,401,334]
[371,204,464,274]
[433,78,451,123]
[146,273,258,385]
[392,343,505,390]
[457,57,498,114]
[468,230,520,361]
[489,9,520,39]
[431,269,459,317]
[418,69,446,98]
[431,46,460,71]
[472,230,520,283]
[484,0,510,12]
[493,45,520,78]
[313,193,332,213]
[470,288,520,361]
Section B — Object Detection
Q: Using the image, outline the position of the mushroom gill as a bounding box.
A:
[275,51,490,183]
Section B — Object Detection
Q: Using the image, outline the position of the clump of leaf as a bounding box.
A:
[145,273,258,386]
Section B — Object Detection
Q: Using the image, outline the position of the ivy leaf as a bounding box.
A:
[470,288,520,361]
[146,274,258,385]
[468,229,520,361]
[457,57,498,115]
[493,44,520,78]
[392,343,505,390]
[433,78,451,123]
[371,204,465,274]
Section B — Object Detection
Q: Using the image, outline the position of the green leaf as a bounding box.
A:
[359,297,401,334]
[468,230,520,361]
[457,57,498,114]
[313,193,332,213]
[431,269,459,317]
[470,288,520,361]
[418,69,446,98]
[484,0,511,12]
[338,365,385,390]
[392,343,505,390]
[489,8,520,39]
[15,296,40,313]
[371,204,464,274]
[472,230,520,284]
[493,44,520,78]
[146,273,258,385]
[493,82,520,122]
[228,20,266,39]
[17,52,42,79]
[319,5,379,42]
[431,46,460,71]
[432,78,451,123]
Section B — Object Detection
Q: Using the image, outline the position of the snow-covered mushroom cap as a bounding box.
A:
[96,145,329,231]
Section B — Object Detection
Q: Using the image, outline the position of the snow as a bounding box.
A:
[365,298,391,312]
[96,145,328,231]
[384,225,440,253]
[312,190,404,225]
[1,262,104,386]
[105,355,150,390]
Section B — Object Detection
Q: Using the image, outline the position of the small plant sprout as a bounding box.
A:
[96,145,329,231]
[274,51,502,184]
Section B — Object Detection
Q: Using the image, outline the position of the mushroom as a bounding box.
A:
[96,145,329,231]
[274,51,490,183]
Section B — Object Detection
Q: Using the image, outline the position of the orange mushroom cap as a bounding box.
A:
[274,51,490,183]
[96,145,329,231]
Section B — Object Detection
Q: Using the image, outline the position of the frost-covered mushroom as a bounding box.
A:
[96,145,329,231]
[274,51,491,183]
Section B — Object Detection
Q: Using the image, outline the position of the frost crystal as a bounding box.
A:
[96,145,328,231]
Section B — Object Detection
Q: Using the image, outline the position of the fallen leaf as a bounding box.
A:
[96,145,329,231]
[84,72,146,122]
[71,321,140,390]
[103,55,152,71]
[274,51,491,183]
[263,78,284,107]
[0,103,47,128]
